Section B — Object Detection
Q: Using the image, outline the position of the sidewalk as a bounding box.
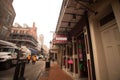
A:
[39,61,73,80]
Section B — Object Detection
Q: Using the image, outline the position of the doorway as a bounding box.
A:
[101,24,120,80]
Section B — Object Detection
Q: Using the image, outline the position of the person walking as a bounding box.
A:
[32,55,37,64]
[27,55,31,63]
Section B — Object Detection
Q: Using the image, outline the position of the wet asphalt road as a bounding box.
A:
[0,60,45,80]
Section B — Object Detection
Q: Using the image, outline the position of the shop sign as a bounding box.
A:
[53,34,67,44]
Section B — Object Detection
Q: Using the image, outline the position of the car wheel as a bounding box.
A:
[4,60,11,69]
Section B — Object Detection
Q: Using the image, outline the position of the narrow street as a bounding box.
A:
[0,0,120,80]
[0,60,45,80]
[24,60,45,80]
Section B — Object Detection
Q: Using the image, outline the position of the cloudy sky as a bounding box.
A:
[13,0,63,48]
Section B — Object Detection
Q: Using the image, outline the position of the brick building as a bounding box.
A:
[0,0,16,40]
[8,22,38,51]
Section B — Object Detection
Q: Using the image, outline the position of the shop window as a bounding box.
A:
[75,59,78,73]
[74,42,77,54]
[63,57,66,66]
[67,58,70,68]
[66,46,69,55]
[0,26,8,39]
[78,33,88,78]
[69,47,72,56]
[3,11,12,27]
[70,64,73,72]
[6,14,11,23]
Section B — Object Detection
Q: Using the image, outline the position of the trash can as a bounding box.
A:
[45,61,50,68]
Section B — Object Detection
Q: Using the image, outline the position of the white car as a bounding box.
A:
[0,46,19,69]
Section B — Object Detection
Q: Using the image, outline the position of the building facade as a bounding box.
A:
[51,0,120,80]
[8,23,38,51]
[0,0,16,40]
[39,34,44,48]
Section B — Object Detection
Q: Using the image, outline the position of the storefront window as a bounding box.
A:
[77,33,88,78]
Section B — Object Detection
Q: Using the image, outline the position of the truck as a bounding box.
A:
[0,40,19,69]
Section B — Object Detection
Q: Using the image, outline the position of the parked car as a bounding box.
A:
[39,55,44,59]
[0,46,19,69]
[36,55,43,60]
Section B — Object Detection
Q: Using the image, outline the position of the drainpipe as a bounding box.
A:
[84,11,96,80]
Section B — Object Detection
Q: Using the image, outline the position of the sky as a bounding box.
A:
[13,0,63,48]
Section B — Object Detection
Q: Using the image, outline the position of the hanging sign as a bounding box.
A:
[53,34,67,44]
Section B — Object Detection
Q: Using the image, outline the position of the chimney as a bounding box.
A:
[33,22,35,27]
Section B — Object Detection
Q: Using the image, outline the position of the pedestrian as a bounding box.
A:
[32,55,37,64]
[27,55,31,63]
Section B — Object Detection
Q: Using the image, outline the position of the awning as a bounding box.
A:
[29,48,38,55]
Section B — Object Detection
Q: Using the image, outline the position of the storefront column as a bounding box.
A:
[84,11,96,80]
[61,45,64,68]
[65,44,68,71]
[72,37,75,76]
[72,36,79,79]
[57,45,62,66]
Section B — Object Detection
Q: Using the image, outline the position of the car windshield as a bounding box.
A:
[0,48,13,52]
